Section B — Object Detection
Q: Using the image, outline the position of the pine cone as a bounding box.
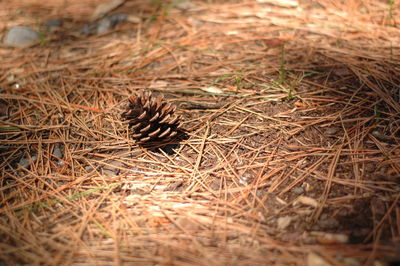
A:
[121,91,181,145]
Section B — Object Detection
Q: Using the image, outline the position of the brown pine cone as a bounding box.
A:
[121,91,181,145]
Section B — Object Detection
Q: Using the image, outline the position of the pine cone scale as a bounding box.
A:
[148,127,161,137]
[140,124,151,133]
[158,127,171,138]
[149,112,160,122]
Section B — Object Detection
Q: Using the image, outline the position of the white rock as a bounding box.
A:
[4,26,39,47]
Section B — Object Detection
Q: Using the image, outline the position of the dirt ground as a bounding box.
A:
[1,0,400,265]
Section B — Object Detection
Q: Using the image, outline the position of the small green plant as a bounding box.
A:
[234,66,253,91]
[212,74,233,86]
[36,22,47,46]
[277,44,296,100]
[278,44,287,83]
[387,0,396,26]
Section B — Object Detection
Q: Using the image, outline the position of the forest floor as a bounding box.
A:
[1,0,400,265]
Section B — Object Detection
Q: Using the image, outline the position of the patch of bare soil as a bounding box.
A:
[1,0,399,265]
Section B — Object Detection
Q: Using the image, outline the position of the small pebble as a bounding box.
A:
[18,154,37,168]
[52,144,63,159]
[102,169,117,177]
[81,24,94,35]
[239,175,249,185]
[18,157,30,168]
[103,160,125,174]
[292,186,304,194]
[210,179,222,190]
[324,127,338,135]
[82,13,128,36]
[96,18,113,34]
[364,163,375,173]
[45,19,63,28]
[109,13,127,26]
[318,217,339,229]
[4,26,40,47]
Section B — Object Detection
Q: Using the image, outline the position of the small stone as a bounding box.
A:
[104,160,125,174]
[210,179,222,190]
[96,13,127,35]
[238,172,252,186]
[318,217,339,229]
[324,127,338,135]
[96,18,113,34]
[45,19,63,28]
[292,186,304,194]
[4,26,40,47]
[81,24,94,35]
[18,154,37,168]
[102,169,117,177]
[18,157,30,168]
[164,181,184,191]
[364,163,375,173]
[52,144,63,159]
[109,13,127,26]
[256,190,264,197]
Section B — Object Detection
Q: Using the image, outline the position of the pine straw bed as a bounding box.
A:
[1,0,400,265]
